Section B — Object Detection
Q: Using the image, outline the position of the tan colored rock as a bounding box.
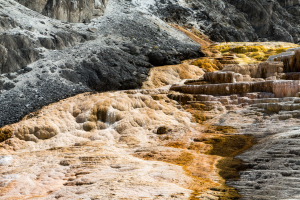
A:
[285,72,300,80]
[222,64,259,78]
[294,49,300,65]
[222,62,284,80]
[273,80,300,97]
[257,61,284,78]
[0,89,233,200]
[83,121,96,131]
[204,71,236,83]
[269,48,300,73]
[172,80,300,98]
[142,63,205,89]
[171,81,274,96]
[203,71,253,83]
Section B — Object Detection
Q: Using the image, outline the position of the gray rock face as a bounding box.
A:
[0,30,95,74]
[15,0,108,23]
[12,0,300,43]
[0,0,203,127]
[151,0,300,43]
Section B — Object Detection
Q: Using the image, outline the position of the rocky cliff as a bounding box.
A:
[158,0,300,43]
[15,0,300,43]
[15,0,108,23]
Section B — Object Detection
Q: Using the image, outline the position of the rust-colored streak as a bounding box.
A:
[170,24,212,49]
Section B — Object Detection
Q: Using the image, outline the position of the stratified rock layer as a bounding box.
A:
[173,75,300,97]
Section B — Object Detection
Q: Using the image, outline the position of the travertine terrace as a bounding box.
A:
[168,45,300,199]
[2,44,300,199]
[3,0,300,199]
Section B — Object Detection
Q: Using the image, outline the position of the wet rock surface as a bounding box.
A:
[169,92,300,199]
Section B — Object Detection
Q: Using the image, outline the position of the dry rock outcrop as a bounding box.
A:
[152,0,300,43]
[222,64,260,78]
[15,0,108,23]
[269,48,300,74]
[10,0,300,43]
[203,71,253,84]
[167,67,300,199]
[163,48,300,198]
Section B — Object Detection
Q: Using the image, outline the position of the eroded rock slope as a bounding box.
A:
[152,0,300,43]
[0,0,203,127]
[12,0,300,43]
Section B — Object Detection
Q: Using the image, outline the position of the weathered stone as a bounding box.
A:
[222,64,259,78]
[257,61,284,79]
[204,71,236,83]
[172,80,300,98]
[273,80,300,98]
[171,81,274,96]
[15,0,108,23]
[268,48,300,73]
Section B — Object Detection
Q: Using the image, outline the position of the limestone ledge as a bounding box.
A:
[171,80,300,98]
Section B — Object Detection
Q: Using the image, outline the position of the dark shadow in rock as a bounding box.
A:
[60,69,80,84]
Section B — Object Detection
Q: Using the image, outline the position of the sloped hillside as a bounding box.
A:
[0,0,203,127]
